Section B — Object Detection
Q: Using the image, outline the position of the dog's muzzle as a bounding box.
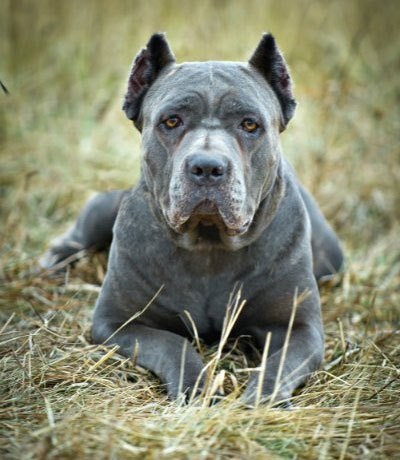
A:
[164,152,251,239]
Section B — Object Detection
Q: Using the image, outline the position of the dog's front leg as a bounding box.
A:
[242,324,324,406]
[92,320,206,400]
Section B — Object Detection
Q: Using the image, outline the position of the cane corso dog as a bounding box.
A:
[41,33,343,405]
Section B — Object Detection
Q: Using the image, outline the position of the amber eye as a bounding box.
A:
[241,119,259,133]
[163,116,182,129]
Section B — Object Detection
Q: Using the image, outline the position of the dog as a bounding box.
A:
[41,33,343,405]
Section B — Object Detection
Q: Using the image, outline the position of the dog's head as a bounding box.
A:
[123,33,296,250]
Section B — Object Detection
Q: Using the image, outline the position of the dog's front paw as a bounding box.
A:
[167,370,225,405]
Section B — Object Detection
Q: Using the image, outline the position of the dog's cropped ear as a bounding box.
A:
[123,33,175,129]
[249,33,296,130]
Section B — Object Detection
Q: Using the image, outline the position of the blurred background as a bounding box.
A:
[0,0,399,263]
[2,5,399,456]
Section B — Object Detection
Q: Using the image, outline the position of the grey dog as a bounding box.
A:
[41,33,343,405]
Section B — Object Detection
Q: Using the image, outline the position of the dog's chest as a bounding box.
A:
[136,247,262,340]
[117,198,272,339]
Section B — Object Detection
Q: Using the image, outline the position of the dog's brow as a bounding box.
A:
[217,97,261,118]
[158,93,206,114]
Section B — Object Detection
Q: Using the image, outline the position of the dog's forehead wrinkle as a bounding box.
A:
[152,61,279,124]
[208,62,215,116]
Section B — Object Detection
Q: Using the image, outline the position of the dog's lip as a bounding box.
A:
[224,219,251,236]
[193,200,252,235]
[167,200,251,236]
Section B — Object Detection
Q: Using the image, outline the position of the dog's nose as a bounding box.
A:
[186,154,228,186]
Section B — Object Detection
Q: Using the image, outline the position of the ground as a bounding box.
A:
[1,0,399,458]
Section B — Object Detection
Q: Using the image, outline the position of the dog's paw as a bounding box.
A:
[39,237,84,271]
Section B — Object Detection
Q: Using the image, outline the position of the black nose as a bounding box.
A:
[186,154,228,186]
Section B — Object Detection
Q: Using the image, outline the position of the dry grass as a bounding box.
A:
[1,0,399,458]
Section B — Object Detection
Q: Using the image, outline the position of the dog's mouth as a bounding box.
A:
[168,199,251,240]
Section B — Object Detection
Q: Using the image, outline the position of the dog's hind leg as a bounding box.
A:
[40,189,128,269]
[299,185,344,281]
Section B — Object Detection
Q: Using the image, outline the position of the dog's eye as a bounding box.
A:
[241,119,259,133]
[162,116,182,129]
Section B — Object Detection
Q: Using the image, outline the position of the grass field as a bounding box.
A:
[1,0,399,458]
